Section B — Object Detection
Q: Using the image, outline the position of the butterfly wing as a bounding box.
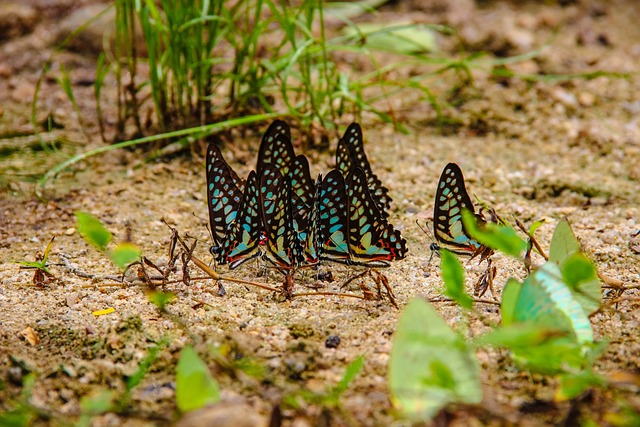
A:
[433,163,484,256]
[259,164,304,269]
[222,170,264,269]
[318,170,351,263]
[288,154,315,208]
[206,144,243,249]
[206,142,244,191]
[337,123,392,215]
[257,121,294,176]
[346,167,407,266]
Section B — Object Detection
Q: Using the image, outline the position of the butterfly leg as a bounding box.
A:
[474,259,497,299]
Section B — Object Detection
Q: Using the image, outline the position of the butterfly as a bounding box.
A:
[220,170,265,269]
[206,143,244,253]
[336,123,392,216]
[345,167,407,267]
[259,164,305,270]
[432,163,492,260]
[317,168,407,267]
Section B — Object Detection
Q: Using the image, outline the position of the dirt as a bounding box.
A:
[1,0,640,426]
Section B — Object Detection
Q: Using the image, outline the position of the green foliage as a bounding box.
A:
[343,23,438,54]
[76,391,115,427]
[176,346,220,412]
[461,210,527,257]
[15,236,55,275]
[556,370,606,401]
[501,262,593,346]
[76,211,112,251]
[75,211,141,271]
[284,356,364,409]
[440,249,473,309]
[389,298,481,421]
[561,253,601,315]
[147,291,176,311]
[549,219,581,264]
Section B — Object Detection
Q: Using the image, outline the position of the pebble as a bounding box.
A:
[325,335,341,348]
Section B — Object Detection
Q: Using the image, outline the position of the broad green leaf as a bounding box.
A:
[462,210,526,258]
[508,262,593,346]
[475,323,570,350]
[500,278,522,327]
[111,243,141,271]
[549,219,580,264]
[344,23,438,54]
[76,212,112,251]
[389,299,481,422]
[555,370,605,401]
[176,346,220,412]
[509,339,589,375]
[147,291,175,311]
[561,253,601,315]
[440,250,473,309]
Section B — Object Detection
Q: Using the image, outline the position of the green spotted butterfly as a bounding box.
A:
[433,163,491,259]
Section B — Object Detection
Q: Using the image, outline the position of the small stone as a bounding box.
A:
[578,92,596,107]
[325,335,341,349]
[64,228,76,236]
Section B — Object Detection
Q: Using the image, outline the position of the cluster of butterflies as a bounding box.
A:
[205,120,408,275]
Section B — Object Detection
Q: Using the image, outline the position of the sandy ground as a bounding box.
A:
[1,0,640,425]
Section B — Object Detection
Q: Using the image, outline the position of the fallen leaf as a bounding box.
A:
[20,326,40,346]
[92,307,115,316]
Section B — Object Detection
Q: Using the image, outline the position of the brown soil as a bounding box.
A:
[1,0,639,426]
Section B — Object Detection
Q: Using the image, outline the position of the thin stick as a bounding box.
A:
[292,291,367,300]
[515,218,548,260]
[164,220,281,293]
[428,297,501,306]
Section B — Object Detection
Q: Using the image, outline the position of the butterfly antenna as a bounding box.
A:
[416,219,440,267]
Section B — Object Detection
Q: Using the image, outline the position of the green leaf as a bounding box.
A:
[500,278,522,327]
[528,219,545,236]
[389,299,481,422]
[549,219,580,264]
[126,339,169,391]
[147,291,175,311]
[475,323,570,350]
[344,23,438,54]
[440,250,473,309]
[176,346,220,412]
[507,262,593,345]
[561,253,601,315]
[80,390,115,416]
[462,210,526,258]
[555,370,605,401]
[110,243,141,271]
[0,408,34,427]
[326,356,364,405]
[76,211,112,251]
